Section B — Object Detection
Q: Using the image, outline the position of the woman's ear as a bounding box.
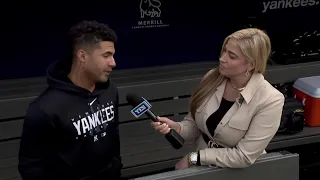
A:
[248,61,255,71]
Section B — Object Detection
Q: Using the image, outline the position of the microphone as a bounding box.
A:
[126,93,185,149]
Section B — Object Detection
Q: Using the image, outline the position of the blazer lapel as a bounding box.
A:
[200,80,227,139]
[213,102,240,137]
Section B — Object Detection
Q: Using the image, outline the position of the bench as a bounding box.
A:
[134,152,299,180]
[1,61,320,180]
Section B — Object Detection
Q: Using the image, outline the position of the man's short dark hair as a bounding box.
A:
[67,20,117,57]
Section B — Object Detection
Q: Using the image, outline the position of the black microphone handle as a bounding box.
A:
[165,129,185,149]
[145,110,157,122]
[145,110,185,149]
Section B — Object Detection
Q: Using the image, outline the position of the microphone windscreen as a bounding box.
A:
[126,93,143,106]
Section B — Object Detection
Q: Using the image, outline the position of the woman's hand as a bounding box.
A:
[175,155,190,170]
[151,116,181,135]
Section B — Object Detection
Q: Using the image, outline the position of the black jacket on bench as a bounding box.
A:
[18,60,123,180]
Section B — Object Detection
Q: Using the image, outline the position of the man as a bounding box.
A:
[18,20,123,180]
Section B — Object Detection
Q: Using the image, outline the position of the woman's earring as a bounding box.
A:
[246,70,249,76]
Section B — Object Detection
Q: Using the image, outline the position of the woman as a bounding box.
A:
[151,28,285,169]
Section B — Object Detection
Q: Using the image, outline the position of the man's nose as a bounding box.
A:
[109,57,116,68]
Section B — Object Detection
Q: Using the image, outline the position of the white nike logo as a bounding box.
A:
[89,98,97,106]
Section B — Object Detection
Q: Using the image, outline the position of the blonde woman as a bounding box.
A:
[151,28,285,169]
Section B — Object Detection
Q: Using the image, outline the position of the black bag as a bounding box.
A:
[273,83,294,98]
[277,98,304,134]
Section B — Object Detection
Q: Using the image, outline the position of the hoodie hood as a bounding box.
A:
[46,60,110,97]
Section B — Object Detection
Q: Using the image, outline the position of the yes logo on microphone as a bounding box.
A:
[130,98,152,118]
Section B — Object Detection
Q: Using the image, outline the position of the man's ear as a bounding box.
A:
[76,49,88,63]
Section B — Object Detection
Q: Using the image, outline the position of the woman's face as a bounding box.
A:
[218,39,251,78]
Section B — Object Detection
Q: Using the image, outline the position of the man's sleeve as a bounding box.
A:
[18,105,56,180]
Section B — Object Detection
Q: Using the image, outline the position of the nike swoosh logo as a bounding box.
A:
[89,98,97,106]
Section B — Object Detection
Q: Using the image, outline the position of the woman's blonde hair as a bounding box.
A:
[189,28,271,119]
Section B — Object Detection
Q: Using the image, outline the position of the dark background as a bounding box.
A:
[0,0,319,80]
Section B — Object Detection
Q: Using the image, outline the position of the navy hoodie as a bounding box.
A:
[18,60,123,180]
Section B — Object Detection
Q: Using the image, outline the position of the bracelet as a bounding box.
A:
[188,153,192,165]
[188,152,199,166]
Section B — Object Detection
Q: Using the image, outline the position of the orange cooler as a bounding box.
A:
[293,76,320,127]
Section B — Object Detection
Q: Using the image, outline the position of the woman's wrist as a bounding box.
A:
[175,122,182,134]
